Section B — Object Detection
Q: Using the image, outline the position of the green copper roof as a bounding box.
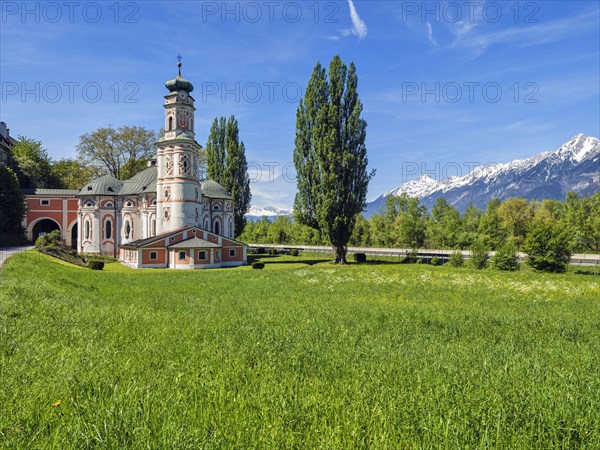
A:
[165,75,193,93]
[79,174,123,196]
[156,130,197,143]
[201,180,233,199]
[165,61,194,93]
[119,167,157,195]
[23,188,80,196]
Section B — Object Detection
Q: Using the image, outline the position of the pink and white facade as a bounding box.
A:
[22,63,247,269]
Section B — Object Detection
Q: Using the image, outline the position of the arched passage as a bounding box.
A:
[31,219,61,242]
[71,223,78,249]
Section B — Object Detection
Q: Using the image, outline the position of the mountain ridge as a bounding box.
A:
[366,134,600,215]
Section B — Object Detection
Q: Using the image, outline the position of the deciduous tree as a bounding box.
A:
[76,126,156,179]
[0,165,26,240]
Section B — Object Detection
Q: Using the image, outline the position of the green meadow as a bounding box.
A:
[1,252,599,449]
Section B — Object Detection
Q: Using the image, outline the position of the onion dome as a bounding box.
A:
[165,61,194,93]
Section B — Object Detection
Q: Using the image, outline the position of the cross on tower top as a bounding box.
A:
[177,54,182,75]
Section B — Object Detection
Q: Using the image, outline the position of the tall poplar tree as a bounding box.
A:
[206,115,251,237]
[206,117,226,181]
[294,55,374,264]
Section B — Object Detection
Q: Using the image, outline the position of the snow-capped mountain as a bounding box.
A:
[245,205,293,221]
[366,134,600,215]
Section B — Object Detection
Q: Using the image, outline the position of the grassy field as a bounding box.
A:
[1,252,599,449]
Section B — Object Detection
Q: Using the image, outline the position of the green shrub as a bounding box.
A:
[470,242,489,269]
[353,253,367,263]
[430,256,441,266]
[400,250,419,264]
[252,262,265,269]
[88,260,105,271]
[416,258,423,264]
[449,251,465,268]
[257,247,266,254]
[523,220,572,273]
[290,249,299,257]
[43,244,60,254]
[492,244,520,271]
[35,229,62,250]
[573,269,600,276]
[268,249,278,256]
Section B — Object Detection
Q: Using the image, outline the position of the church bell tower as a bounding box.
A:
[155,59,203,234]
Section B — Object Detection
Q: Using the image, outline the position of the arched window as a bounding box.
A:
[151,218,156,236]
[204,220,209,230]
[229,219,233,238]
[214,220,220,236]
[105,220,112,240]
[168,116,173,130]
[124,220,131,239]
[85,220,91,240]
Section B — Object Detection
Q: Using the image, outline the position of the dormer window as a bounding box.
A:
[107,187,114,193]
[87,186,92,191]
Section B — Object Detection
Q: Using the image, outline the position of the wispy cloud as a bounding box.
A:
[451,8,599,53]
[347,0,368,39]
[425,22,437,47]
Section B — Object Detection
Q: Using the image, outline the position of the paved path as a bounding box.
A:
[0,246,34,268]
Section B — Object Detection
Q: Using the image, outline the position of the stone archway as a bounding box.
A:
[30,218,61,243]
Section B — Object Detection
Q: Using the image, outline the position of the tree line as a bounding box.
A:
[240,193,600,255]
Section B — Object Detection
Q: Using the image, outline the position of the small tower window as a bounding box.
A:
[84,220,91,240]
[214,220,220,236]
[168,116,173,131]
[151,219,156,236]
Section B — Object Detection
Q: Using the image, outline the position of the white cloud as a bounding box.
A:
[426,22,437,47]
[347,0,368,39]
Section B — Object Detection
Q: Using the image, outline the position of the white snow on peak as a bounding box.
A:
[245,205,292,217]
[555,134,600,163]
[385,174,441,198]
[383,134,599,200]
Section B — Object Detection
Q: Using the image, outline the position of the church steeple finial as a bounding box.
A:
[165,54,193,93]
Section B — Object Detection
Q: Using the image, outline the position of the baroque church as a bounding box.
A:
[22,63,247,269]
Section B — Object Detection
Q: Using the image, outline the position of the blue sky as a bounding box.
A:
[1,0,599,208]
